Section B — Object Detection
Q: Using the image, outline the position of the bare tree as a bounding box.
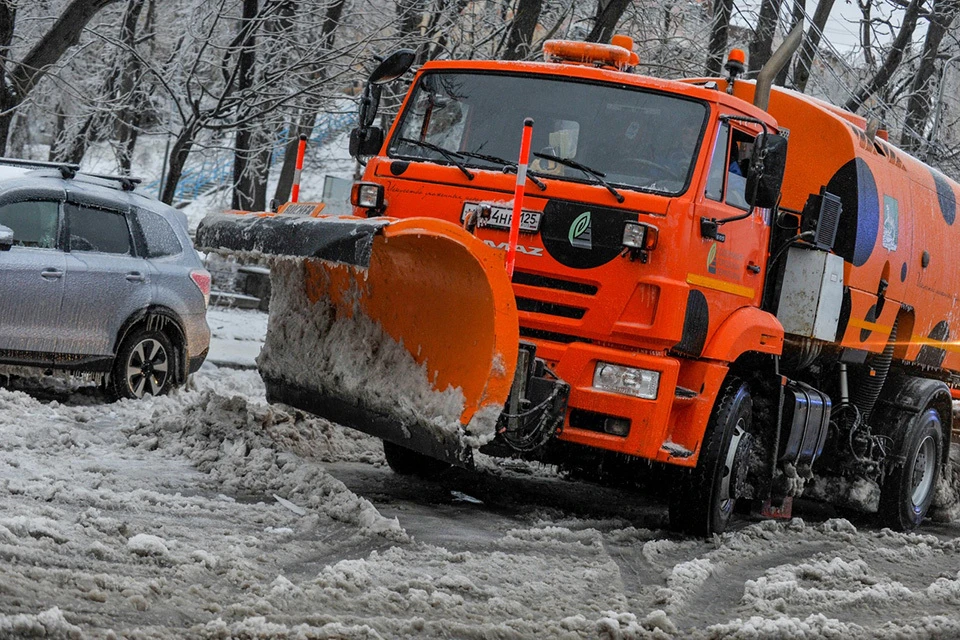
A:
[503,0,543,59]
[705,0,734,75]
[749,0,783,74]
[231,0,265,211]
[272,0,348,204]
[793,0,837,92]
[844,0,924,112]
[0,0,123,155]
[586,0,631,43]
[901,0,960,151]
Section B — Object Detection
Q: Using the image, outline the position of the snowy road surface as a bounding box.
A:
[2,310,960,638]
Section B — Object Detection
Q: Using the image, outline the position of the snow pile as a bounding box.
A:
[0,607,83,639]
[129,391,404,540]
[258,258,499,451]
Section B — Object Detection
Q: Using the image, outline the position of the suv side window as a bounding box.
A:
[0,201,60,249]
[66,202,132,255]
[133,209,182,257]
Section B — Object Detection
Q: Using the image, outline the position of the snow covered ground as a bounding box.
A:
[2,308,960,639]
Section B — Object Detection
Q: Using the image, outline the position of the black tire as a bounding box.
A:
[669,377,754,536]
[110,329,177,400]
[879,408,943,530]
[382,440,451,478]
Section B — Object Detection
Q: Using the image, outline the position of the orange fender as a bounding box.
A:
[700,307,784,362]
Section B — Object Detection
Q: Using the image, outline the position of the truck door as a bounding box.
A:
[691,119,769,320]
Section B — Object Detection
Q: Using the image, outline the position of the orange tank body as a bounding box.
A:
[713,79,960,368]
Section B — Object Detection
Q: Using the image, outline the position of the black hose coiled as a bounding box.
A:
[852,320,897,422]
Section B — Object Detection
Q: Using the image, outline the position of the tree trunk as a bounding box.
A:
[793,0,836,92]
[60,0,145,168]
[705,0,735,75]
[774,0,804,85]
[0,0,122,154]
[232,0,261,211]
[586,0,631,43]
[843,0,923,113]
[274,0,346,204]
[900,0,960,151]
[858,0,875,68]
[161,120,200,205]
[114,0,148,173]
[749,0,783,74]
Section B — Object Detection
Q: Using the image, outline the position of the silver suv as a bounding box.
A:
[0,159,210,399]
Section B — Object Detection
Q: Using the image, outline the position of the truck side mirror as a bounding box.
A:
[0,224,12,251]
[358,84,383,129]
[745,132,788,209]
[349,126,384,158]
[368,48,416,85]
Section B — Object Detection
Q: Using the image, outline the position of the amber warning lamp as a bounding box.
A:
[724,48,746,94]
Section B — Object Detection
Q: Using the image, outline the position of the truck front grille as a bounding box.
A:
[512,271,598,295]
[516,297,587,319]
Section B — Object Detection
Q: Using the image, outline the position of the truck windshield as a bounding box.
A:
[389,71,708,196]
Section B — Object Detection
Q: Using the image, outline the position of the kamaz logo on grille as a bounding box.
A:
[483,240,543,256]
[568,211,592,249]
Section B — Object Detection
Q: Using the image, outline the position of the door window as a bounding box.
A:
[0,201,60,248]
[66,203,132,255]
[133,209,182,257]
[704,122,756,210]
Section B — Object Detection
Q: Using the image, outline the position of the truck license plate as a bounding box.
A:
[462,203,541,233]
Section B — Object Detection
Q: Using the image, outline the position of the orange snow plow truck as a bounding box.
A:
[198,34,960,535]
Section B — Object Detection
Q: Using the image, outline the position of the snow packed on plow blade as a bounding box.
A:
[196,212,520,466]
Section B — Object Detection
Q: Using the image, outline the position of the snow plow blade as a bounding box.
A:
[196,212,519,467]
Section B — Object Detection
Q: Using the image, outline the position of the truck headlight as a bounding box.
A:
[593,362,660,399]
[622,221,658,250]
[351,182,384,210]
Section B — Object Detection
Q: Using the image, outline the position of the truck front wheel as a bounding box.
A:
[878,408,942,530]
[670,377,754,536]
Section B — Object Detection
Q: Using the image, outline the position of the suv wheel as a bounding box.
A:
[110,329,176,400]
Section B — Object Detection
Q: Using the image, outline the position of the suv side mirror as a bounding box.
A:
[0,224,12,251]
[350,126,384,157]
[745,132,788,209]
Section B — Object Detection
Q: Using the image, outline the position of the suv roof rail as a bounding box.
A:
[0,156,79,179]
[0,157,143,191]
[80,173,143,192]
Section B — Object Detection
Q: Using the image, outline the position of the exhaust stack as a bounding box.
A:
[754,21,805,111]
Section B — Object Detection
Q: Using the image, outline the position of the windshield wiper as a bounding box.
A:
[458,151,547,191]
[532,151,624,203]
[398,137,474,180]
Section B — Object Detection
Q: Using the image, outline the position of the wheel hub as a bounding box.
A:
[910,434,937,508]
[126,338,169,398]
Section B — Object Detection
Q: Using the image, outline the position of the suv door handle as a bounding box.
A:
[126,272,145,282]
[41,268,63,280]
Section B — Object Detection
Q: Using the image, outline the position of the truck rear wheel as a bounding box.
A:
[669,377,754,536]
[878,408,942,530]
[383,440,451,478]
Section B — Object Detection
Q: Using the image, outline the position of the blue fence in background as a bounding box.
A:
[145,112,355,202]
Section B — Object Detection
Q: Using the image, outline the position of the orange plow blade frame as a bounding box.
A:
[261,217,520,466]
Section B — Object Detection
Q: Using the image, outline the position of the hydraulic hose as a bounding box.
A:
[852,320,897,422]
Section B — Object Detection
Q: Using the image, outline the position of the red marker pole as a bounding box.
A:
[291,134,307,203]
[506,118,534,277]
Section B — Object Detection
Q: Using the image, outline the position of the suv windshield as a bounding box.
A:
[390,72,707,195]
